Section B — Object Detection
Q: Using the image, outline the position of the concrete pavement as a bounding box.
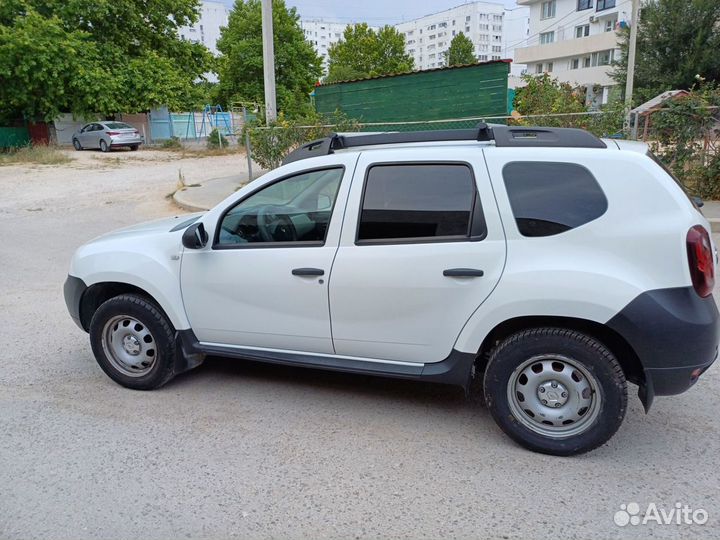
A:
[1,156,719,540]
[173,171,266,212]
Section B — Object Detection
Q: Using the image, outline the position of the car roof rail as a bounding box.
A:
[281,123,605,165]
[492,126,607,148]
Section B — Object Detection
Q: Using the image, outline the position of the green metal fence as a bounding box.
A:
[0,126,30,148]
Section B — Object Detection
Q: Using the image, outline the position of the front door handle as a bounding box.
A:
[292,267,325,277]
[443,268,484,278]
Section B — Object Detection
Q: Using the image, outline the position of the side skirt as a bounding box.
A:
[176,330,476,390]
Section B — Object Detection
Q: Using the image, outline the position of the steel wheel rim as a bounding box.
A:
[507,354,602,438]
[101,315,157,377]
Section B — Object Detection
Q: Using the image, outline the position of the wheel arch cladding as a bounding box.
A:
[79,282,175,333]
[476,315,644,391]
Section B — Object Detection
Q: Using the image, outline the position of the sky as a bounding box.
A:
[219,0,520,25]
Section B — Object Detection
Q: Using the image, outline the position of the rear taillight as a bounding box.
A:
[686,225,715,297]
[106,131,119,136]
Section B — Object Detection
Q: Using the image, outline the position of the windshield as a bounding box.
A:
[104,122,133,130]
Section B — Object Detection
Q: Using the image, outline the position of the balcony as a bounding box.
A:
[515,31,617,64]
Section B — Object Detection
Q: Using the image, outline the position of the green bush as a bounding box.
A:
[648,79,720,198]
[207,128,229,149]
[245,110,360,170]
[161,136,182,149]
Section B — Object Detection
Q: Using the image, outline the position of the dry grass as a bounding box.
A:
[0,144,72,166]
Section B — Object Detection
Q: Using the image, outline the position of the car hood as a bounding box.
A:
[95,212,204,241]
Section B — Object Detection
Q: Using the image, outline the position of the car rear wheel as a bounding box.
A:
[483,328,627,456]
[72,138,82,151]
[130,144,139,151]
[99,139,109,152]
[89,294,177,390]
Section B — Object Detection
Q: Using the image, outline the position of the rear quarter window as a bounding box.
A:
[502,162,608,237]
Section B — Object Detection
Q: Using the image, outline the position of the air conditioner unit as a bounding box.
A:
[589,15,597,23]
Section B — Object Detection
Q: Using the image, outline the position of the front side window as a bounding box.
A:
[358,164,485,243]
[502,162,608,237]
[216,167,344,247]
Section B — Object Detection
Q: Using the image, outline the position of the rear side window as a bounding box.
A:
[502,162,607,237]
[358,163,485,243]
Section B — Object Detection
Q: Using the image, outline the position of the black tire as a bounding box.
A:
[483,328,627,456]
[99,139,109,152]
[72,138,82,151]
[89,294,177,390]
[130,144,139,151]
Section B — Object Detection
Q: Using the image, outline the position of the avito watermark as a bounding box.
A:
[614,502,709,527]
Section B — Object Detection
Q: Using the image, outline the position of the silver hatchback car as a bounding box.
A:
[72,121,144,152]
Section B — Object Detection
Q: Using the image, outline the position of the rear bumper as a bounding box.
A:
[607,287,719,411]
[109,137,143,146]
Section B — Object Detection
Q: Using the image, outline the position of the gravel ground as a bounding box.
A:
[0,148,718,540]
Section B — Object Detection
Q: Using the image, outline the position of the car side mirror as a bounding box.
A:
[182,222,208,249]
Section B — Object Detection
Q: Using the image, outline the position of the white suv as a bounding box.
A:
[64,126,719,455]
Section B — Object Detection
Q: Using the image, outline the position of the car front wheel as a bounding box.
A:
[72,138,82,151]
[89,294,177,390]
[483,328,627,456]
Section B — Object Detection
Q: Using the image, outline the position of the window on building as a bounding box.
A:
[465,26,471,32]
[596,0,616,11]
[492,45,502,52]
[575,24,590,38]
[547,62,553,72]
[539,31,555,44]
[466,15,471,22]
[535,63,543,74]
[357,164,484,243]
[570,58,580,69]
[478,54,488,61]
[591,49,613,66]
[605,17,618,31]
[577,0,593,10]
[541,0,557,19]
[583,56,591,68]
[492,55,501,60]
[452,20,456,26]
[502,162,608,237]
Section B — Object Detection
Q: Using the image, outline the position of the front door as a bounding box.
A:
[328,148,507,364]
[180,165,351,354]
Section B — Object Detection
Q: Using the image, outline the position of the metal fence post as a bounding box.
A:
[243,106,253,181]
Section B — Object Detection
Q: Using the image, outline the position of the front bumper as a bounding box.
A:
[607,287,719,411]
[63,275,87,330]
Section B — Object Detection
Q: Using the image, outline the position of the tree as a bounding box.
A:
[0,0,211,122]
[216,0,322,118]
[325,24,414,83]
[445,34,476,67]
[612,0,720,104]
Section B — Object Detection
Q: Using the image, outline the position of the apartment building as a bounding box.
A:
[395,2,515,71]
[178,0,230,55]
[514,0,631,104]
[300,20,360,72]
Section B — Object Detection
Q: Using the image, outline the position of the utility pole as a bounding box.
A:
[624,0,641,135]
[261,0,277,125]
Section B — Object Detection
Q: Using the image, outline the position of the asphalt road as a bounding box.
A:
[1,151,718,540]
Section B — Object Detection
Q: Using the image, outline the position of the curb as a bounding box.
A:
[173,186,211,212]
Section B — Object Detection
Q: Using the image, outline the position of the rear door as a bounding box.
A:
[328,147,506,364]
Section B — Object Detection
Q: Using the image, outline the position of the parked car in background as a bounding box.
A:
[72,121,143,152]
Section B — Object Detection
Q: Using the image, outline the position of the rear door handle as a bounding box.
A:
[443,268,484,278]
[292,267,325,277]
